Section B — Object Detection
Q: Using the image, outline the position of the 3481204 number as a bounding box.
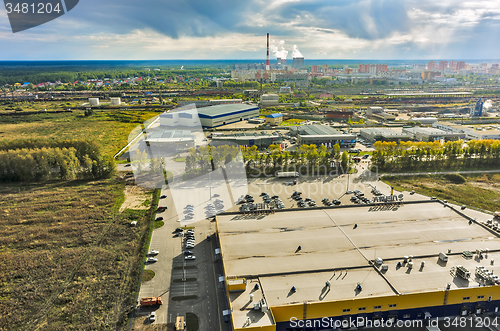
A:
[5,2,62,14]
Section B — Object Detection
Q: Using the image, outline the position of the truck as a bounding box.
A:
[276,171,299,178]
[140,296,163,306]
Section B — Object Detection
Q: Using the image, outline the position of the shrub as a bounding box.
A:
[444,173,466,184]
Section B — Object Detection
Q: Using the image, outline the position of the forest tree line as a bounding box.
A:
[371,139,500,172]
[0,139,115,182]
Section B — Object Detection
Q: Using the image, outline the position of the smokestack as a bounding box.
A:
[266,33,270,71]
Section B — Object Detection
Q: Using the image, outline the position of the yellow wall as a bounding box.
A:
[271,286,500,323]
[228,279,247,292]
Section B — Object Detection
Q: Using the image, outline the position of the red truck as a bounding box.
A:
[140,296,163,306]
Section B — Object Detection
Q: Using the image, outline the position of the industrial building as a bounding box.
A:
[402,127,465,142]
[432,122,471,134]
[274,72,310,88]
[290,125,356,147]
[261,94,280,107]
[197,104,260,128]
[177,99,243,108]
[145,129,196,154]
[365,107,397,122]
[210,132,282,148]
[411,117,438,125]
[465,130,500,141]
[216,201,500,331]
[324,110,353,121]
[88,98,99,106]
[265,113,283,126]
[360,128,412,142]
[432,122,500,141]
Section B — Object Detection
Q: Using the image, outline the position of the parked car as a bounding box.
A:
[155,217,163,221]
[185,255,196,260]
[185,244,195,249]
[160,195,167,199]
[149,311,156,322]
[174,228,183,232]
[148,250,159,256]
[184,251,194,255]
[146,257,158,263]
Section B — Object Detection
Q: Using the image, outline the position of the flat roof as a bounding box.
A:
[197,104,259,118]
[385,92,473,96]
[403,127,461,135]
[218,202,500,326]
[298,125,347,136]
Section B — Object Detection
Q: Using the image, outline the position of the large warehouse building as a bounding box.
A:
[211,132,283,148]
[290,125,356,147]
[216,201,500,331]
[197,104,260,128]
[360,128,412,142]
[402,127,465,142]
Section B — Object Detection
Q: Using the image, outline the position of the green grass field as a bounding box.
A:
[0,110,160,157]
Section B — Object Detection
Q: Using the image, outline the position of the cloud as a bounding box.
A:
[0,0,499,59]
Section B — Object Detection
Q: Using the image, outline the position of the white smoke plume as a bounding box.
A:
[483,99,493,109]
[270,40,289,59]
[292,45,303,58]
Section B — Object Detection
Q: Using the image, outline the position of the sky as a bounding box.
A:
[0,0,499,60]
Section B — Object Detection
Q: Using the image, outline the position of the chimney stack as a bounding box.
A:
[266,33,270,71]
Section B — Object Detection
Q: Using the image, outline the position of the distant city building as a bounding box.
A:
[438,61,448,72]
[358,64,387,74]
[422,71,441,81]
[428,61,436,70]
[457,61,466,70]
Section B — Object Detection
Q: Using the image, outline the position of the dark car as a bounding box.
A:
[160,195,167,199]
[184,251,194,256]
[155,217,163,221]
[174,228,183,232]
[260,192,268,196]
[157,206,167,212]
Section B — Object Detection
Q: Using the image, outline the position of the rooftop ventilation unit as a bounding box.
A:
[455,265,471,279]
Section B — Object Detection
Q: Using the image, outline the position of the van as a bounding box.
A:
[439,252,448,262]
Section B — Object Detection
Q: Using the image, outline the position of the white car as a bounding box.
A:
[186,244,195,249]
[146,257,158,263]
[147,250,159,256]
[149,311,156,322]
[185,255,196,260]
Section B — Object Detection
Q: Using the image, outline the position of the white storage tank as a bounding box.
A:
[110,97,121,106]
[89,98,99,106]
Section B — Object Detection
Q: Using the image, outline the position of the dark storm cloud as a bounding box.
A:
[72,0,261,38]
[274,0,411,40]
[64,0,412,40]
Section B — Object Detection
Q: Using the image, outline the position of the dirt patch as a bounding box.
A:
[120,185,152,213]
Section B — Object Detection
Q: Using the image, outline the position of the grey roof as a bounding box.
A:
[298,125,343,136]
[197,104,259,117]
